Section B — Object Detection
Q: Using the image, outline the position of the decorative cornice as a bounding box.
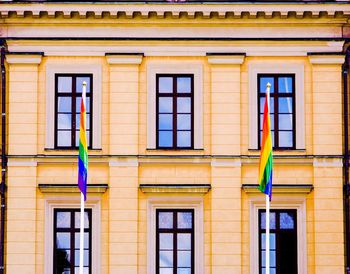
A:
[313,158,343,167]
[139,184,211,194]
[38,184,109,193]
[109,159,139,167]
[308,54,345,64]
[5,53,42,64]
[242,184,313,194]
[207,54,245,65]
[0,3,349,19]
[106,54,143,65]
[211,159,242,167]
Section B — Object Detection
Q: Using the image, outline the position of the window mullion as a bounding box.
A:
[274,76,279,148]
[72,76,77,149]
[174,211,178,274]
[70,210,75,274]
[173,77,177,148]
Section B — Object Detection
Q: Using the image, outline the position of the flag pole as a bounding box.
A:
[79,192,85,274]
[78,81,88,274]
[266,194,270,274]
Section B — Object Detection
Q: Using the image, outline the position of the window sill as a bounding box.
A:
[44,148,102,152]
[146,148,204,151]
[248,149,306,153]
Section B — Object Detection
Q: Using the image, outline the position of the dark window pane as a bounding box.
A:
[76,77,91,94]
[159,212,173,229]
[74,232,89,249]
[159,97,173,113]
[158,131,173,148]
[177,251,191,267]
[278,98,293,113]
[177,212,192,229]
[58,77,72,93]
[56,212,71,228]
[177,234,191,250]
[278,77,293,93]
[56,232,70,249]
[280,213,295,229]
[159,77,173,93]
[177,131,191,148]
[177,114,191,130]
[159,251,173,267]
[260,77,274,93]
[177,77,191,93]
[177,98,191,113]
[279,131,293,147]
[159,114,173,130]
[55,249,71,273]
[57,131,72,147]
[260,212,276,229]
[74,211,90,229]
[58,97,72,112]
[57,114,72,130]
[279,114,293,130]
[160,233,173,250]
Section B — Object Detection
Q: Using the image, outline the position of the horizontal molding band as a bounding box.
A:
[7,154,344,159]
[38,183,109,193]
[4,37,345,41]
[1,3,349,19]
[242,184,314,194]
[6,155,344,167]
[140,184,211,194]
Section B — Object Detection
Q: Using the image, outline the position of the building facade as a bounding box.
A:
[0,1,350,273]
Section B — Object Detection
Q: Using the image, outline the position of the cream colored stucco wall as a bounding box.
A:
[2,5,348,273]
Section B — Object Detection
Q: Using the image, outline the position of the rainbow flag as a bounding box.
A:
[258,83,273,200]
[78,82,88,201]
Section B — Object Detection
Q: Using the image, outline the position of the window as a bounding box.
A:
[156,209,194,274]
[258,209,297,274]
[53,209,92,274]
[258,74,295,149]
[156,74,194,149]
[55,74,92,149]
[147,63,203,150]
[46,64,102,150]
[148,198,204,274]
[248,62,304,150]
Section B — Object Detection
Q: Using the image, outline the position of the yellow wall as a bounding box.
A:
[2,9,346,272]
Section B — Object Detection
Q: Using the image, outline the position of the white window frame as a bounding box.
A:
[248,62,305,150]
[46,64,102,149]
[44,197,101,274]
[147,197,204,274]
[250,197,307,274]
[147,62,203,149]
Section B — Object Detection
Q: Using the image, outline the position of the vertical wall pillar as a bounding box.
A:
[208,55,245,156]
[5,53,42,274]
[106,54,142,156]
[6,54,41,155]
[208,55,245,273]
[106,54,142,274]
[309,54,345,273]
